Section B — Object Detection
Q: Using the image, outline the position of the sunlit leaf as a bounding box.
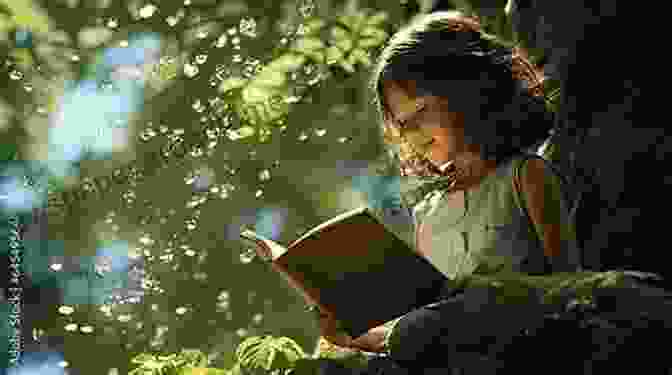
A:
[179,349,209,367]
[349,48,370,67]
[303,18,326,34]
[219,77,249,94]
[335,37,353,54]
[0,99,14,133]
[179,367,228,375]
[291,37,326,56]
[250,69,286,90]
[330,25,350,43]
[242,85,275,103]
[0,0,53,34]
[365,11,389,26]
[234,335,306,373]
[153,57,180,84]
[267,54,306,74]
[131,354,158,365]
[9,48,33,70]
[358,36,382,49]
[78,26,114,48]
[235,126,256,139]
[339,59,355,73]
[337,14,360,31]
[325,46,344,65]
[359,26,387,43]
[350,12,368,31]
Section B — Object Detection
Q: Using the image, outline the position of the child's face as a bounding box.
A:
[382,80,469,168]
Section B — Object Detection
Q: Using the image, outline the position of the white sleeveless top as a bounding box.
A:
[413,155,580,283]
[380,155,580,348]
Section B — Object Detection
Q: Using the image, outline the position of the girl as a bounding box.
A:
[316,10,580,371]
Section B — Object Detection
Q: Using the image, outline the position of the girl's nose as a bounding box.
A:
[402,130,434,149]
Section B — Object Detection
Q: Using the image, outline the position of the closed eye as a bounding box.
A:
[399,105,427,130]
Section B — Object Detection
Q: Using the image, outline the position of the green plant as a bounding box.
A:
[216,7,389,142]
[129,349,213,375]
[234,335,307,374]
[128,336,312,375]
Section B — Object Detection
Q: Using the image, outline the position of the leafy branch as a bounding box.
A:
[42,5,391,215]
[215,7,389,142]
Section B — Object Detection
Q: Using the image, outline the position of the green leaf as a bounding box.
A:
[303,18,326,34]
[330,26,350,43]
[365,11,389,26]
[357,37,380,49]
[337,12,366,31]
[349,48,371,67]
[0,141,18,162]
[335,37,354,54]
[131,354,158,365]
[339,59,355,74]
[179,349,209,367]
[0,0,52,34]
[219,77,249,94]
[325,46,344,65]
[290,37,326,62]
[77,26,114,48]
[350,12,368,31]
[242,85,276,104]
[235,336,306,373]
[268,54,307,73]
[359,26,387,43]
[250,68,286,90]
[179,367,228,375]
[9,48,33,70]
[291,37,326,54]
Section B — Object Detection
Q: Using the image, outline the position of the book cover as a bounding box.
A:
[240,205,454,339]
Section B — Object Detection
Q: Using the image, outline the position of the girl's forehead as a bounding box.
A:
[382,80,423,116]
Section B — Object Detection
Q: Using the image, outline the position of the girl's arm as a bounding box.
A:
[517,157,580,272]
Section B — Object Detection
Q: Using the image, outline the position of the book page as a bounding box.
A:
[289,206,368,248]
[240,230,288,261]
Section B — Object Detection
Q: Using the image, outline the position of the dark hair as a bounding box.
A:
[370,11,553,177]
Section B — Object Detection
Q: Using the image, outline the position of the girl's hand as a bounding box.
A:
[349,325,391,353]
[317,313,391,353]
[317,313,354,348]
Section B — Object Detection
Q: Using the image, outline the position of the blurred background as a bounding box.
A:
[0,0,524,374]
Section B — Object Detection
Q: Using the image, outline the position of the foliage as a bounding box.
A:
[124,268,672,375]
[31,2,393,217]
[217,7,389,141]
[129,336,309,375]
[463,270,665,307]
[129,349,218,375]
[234,335,306,374]
[0,0,53,35]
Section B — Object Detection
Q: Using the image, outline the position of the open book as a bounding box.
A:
[240,205,456,339]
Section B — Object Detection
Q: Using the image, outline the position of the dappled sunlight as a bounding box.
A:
[1,0,407,374]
